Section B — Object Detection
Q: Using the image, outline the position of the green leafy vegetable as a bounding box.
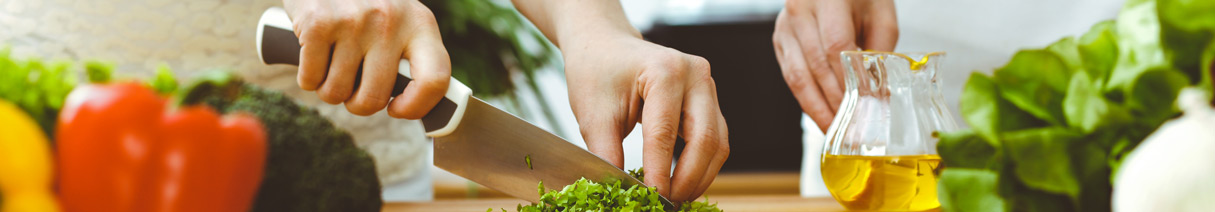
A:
[508,168,721,212]
[179,72,382,212]
[937,168,1005,212]
[627,167,645,182]
[525,154,533,170]
[518,178,666,212]
[83,60,113,83]
[937,0,1215,211]
[0,48,116,139]
[149,64,178,95]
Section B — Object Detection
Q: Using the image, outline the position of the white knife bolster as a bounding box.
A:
[423,77,472,137]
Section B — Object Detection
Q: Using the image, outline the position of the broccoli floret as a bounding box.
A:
[179,72,382,212]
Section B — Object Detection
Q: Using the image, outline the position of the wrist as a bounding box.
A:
[543,1,641,48]
[556,28,640,52]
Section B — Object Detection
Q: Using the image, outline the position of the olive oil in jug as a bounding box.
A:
[821,154,942,211]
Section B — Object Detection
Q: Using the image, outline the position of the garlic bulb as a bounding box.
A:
[1113,88,1215,212]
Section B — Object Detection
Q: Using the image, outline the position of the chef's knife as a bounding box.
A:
[255,7,674,208]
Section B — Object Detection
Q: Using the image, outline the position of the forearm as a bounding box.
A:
[509,0,641,47]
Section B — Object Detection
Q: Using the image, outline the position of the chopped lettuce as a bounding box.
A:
[510,168,721,212]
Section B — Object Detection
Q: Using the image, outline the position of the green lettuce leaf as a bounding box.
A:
[937,169,1006,212]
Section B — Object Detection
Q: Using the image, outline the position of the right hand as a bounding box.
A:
[772,0,898,132]
[282,0,451,119]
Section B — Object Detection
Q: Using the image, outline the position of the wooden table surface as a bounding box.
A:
[385,172,859,211]
[383,195,847,212]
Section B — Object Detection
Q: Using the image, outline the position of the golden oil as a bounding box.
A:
[821,154,943,211]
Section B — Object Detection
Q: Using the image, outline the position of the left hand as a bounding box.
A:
[561,33,730,203]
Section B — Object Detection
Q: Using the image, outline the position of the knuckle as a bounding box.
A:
[804,53,834,75]
[318,87,351,104]
[365,6,400,33]
[694,134,721,153]
[405,5,438,26]
[687,56,714,84]
[646,123,679,144]
[825,38,858,53]
[331,10,362,30]
[784,0,806,14]
[299,19,333,41]
[781,66,810,91]
[414,77,449,97]
[718,141,731,158]
[645,51,695,82]
[688,55,711,74]
[653,51,686,71]
[772,33,783,48]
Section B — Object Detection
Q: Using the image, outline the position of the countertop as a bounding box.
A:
[384,195,847,212]
[389,172,863,211]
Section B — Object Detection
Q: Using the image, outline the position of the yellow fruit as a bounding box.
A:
[0,100,59,212]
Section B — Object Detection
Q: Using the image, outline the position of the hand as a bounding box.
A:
[282,0,450,119]
[773,0,898,132]
[562,34,730,203]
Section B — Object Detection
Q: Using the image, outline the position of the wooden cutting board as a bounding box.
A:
[383,195,847,212]
[405,172,941,211]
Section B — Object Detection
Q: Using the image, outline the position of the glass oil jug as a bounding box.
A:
[821,51,957,211]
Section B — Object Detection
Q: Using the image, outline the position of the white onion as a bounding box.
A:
[1113,88,1215,212]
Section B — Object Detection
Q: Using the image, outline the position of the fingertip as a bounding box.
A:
[642,165,672,198]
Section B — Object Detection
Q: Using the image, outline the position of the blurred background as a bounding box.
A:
[0,0,1126,203]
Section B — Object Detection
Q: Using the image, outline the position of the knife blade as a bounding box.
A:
[254,7,674,208]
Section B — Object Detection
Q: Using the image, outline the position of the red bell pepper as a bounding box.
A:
[55,82,267,212]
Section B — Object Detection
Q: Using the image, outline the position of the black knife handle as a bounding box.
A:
[256,7,470,137]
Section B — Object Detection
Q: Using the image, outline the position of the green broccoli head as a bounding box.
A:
[179,71,382,212]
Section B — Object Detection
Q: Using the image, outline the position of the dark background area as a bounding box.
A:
[645,21,806,172]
